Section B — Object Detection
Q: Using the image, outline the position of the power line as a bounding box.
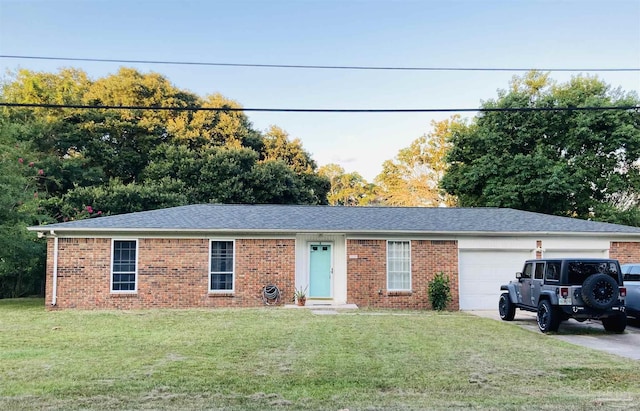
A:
[1,55,639,72]
[1,102,638,113]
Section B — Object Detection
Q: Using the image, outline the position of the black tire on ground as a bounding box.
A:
[602,313,627,333]
[499,293,516,321]
[537,299,560,333]
[581,274,619,310]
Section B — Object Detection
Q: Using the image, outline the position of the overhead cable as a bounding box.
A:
[1,55,639,72]
[1,102,638,113]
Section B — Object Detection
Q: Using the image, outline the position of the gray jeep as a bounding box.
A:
[499,259,627,333]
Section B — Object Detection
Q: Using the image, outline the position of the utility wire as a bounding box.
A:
[1,102,638,113]
[1,55,639,72]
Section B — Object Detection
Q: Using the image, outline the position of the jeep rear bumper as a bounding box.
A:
[558,304,626,320]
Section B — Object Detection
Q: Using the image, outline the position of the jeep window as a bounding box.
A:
[567,262,619,284]
[534,263,544,280]
[545,262,561,282]
[522,263,533,279]
[621,264,640,281]
[621,264,640,274]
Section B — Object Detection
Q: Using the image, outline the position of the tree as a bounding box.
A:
[0,120,48,297]
[143,144,329,205]
[375,117,460,207]
[263,126,317,173]
[176,93,263,150]
[260,126,330,204]
[42,178,188,220]
[0,67,334,296]
[1,67,330,208]
[441,71,640,223]
[318,163,376,206]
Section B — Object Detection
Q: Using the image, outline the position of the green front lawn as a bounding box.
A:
[1,299,638,410]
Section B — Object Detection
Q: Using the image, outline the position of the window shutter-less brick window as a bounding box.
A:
[211,241,234,291]
[387,240,411,291]
[112,240,137,292]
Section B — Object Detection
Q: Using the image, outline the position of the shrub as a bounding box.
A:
[428,272,451,311]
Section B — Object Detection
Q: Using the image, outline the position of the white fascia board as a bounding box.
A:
[26,226,640,239]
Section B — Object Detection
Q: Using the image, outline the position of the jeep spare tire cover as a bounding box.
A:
[581,273,619,310]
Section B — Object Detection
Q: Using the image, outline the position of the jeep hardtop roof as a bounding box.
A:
[523,258,619,264]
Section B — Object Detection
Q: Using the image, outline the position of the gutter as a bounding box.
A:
[50,230,58,307]
[26,227,640,238]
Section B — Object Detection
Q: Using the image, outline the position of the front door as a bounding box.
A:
[309,244,332,298]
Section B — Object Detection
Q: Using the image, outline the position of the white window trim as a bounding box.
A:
[110,239,139,293]
[209,239,236,293]
[386,240,412,292]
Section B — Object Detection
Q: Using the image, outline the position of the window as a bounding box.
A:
[210,240,234,292]
[534,263,545,280]
[545,262,561,281]
[622,264,640,281]
[521,263,533,279]
[568,261,619,284]
[387,241,411,291]
[111,240,137,292]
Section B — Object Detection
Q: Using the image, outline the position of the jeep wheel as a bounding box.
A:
[602,313,627,333]
[499,293,515,321]
[581,274,619,310]
[537,300,560,333]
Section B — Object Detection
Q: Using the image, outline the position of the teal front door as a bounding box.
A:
[309,244,332,298]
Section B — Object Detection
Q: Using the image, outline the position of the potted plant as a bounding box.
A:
[294,286,307,306]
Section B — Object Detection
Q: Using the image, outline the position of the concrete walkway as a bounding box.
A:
[469,310,640,361]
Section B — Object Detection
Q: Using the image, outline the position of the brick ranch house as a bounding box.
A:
[28,204,640,311]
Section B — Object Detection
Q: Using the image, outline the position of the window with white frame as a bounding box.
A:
[111,240,137,292]
[210,240,234,292]
[387,240,411,291]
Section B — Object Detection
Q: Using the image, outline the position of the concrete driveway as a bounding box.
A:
[470,310,640,361]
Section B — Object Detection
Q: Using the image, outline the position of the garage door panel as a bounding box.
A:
[543,250,607,259]
[459,250,531,310]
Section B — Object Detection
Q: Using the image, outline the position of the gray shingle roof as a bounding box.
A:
[28,204,640,235]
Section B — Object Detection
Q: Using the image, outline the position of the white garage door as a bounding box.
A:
[543,250,607,259]
[459,250,532,310]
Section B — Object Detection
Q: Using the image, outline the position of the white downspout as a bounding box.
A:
[51,231,58,306]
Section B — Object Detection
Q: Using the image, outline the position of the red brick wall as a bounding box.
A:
[46,237,295,310]
[346,239,459,310]
[609,242,640,264]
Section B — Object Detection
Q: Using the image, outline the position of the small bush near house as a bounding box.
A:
[428,271,451,311]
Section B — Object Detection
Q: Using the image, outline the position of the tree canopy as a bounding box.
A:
[318,163,376,206]
[375,117,460,207]
[441,71,640,223]
[0,67,329,297]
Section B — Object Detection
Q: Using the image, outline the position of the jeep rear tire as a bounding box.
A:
[537,300,560,333]
[581,274,619,310]
[499,293,515,321]
[602,313,627,333]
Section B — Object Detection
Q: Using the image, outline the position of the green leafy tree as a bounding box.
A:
[375,117,460,207]
[441,72,640,222]
[0,120,48,297]
[175,93,263,150]
[0,66,333,297]
[42,178,188,220]
[1,68,102,196]
[144,144,329,205]
[318,163,376,206]
[263,126,317,173]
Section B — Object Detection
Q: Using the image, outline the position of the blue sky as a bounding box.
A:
[1,0,639,180]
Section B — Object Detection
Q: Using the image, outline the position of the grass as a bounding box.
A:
[1,299,639,410]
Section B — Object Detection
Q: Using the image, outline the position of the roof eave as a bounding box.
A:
[27,226,640,238]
